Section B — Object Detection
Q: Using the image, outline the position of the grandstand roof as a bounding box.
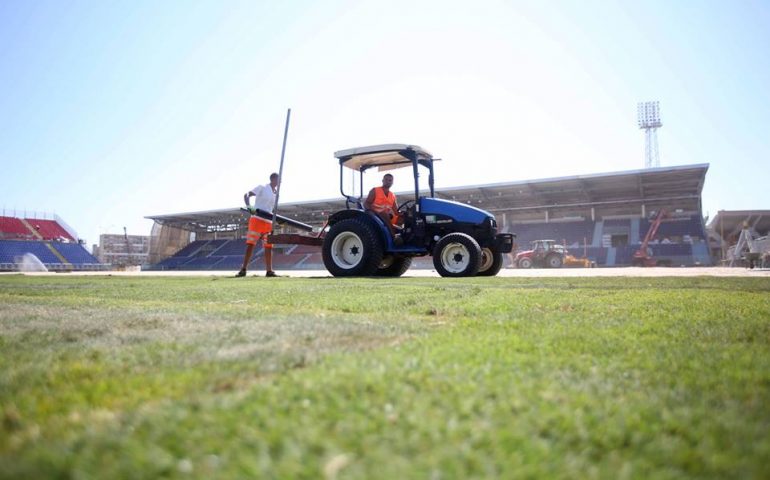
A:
[147,163,709,231]
[708,210,770,239]
[432,163,708,213]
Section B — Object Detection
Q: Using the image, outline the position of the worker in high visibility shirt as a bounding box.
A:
[236,173,280,277]
[364,173,402,243]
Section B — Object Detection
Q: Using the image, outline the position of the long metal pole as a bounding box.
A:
[271,108,291,235]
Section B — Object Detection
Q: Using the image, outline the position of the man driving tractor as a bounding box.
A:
[364,173,402,243]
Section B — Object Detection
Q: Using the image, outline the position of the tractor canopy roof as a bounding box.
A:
[334,144,434,172]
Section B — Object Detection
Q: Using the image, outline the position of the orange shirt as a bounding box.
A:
[370,187,397,215]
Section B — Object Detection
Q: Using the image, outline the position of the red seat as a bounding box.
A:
[24,218,74,241]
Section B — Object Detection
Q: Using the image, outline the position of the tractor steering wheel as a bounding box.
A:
[397,199,416,215]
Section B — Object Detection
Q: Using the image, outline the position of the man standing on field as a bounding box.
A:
[236,173,280,278]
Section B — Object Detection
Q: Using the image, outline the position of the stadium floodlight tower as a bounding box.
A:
[637,101,662,168]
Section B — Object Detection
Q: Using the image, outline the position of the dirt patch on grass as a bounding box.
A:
[0,303,423,364]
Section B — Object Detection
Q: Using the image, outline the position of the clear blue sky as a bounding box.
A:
[1,0,768,247]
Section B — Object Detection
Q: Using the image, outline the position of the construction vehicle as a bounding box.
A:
[563,253,596,268]
[632,209,671,267]
[514,239,594,269]
[728,223,769,268]
[514,240,567,268]
[271,144,514,277]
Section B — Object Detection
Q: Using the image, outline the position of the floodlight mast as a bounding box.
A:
[637,101,662,168]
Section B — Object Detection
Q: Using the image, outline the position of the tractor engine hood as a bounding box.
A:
[420,197,493,225]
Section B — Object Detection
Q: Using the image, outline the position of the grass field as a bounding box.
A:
[1,274,769,479]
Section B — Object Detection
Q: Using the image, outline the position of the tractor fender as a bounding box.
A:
[327,210,391,246]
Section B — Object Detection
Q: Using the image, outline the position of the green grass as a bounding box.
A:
[1,275,769,479]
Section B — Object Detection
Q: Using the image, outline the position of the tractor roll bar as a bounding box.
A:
[336,145,436,207]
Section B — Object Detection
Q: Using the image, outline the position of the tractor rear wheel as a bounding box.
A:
[545,253,563,268]
[477,247,504,276]
[375,255,412,277]
[323,218,384,277]
[433,233,481,277]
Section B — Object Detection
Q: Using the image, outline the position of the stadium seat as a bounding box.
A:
[0,240,63,264]
[24,218,74,241]
[52,243,100,265]
[509,220,595,247]
[0,216,33,239]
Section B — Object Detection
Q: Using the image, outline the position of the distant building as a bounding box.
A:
[95,233,150,266]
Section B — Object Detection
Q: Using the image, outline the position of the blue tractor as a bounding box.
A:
[322,144,514,277]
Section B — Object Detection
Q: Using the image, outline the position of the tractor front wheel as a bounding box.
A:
[323,218,384,277]
[545,253,563,268]
[433,233,481,277]
[517,257,533,269]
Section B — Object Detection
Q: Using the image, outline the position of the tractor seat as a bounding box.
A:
[345,196,364,210]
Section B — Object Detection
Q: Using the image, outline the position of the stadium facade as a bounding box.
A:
[707,210,770,265]
[146,164,712,270]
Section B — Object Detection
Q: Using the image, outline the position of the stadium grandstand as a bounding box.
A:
[146,163,712,270]
[0,212,106,271]
[707,210,770,266]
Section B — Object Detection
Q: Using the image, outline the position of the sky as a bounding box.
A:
[1,0,768,248]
